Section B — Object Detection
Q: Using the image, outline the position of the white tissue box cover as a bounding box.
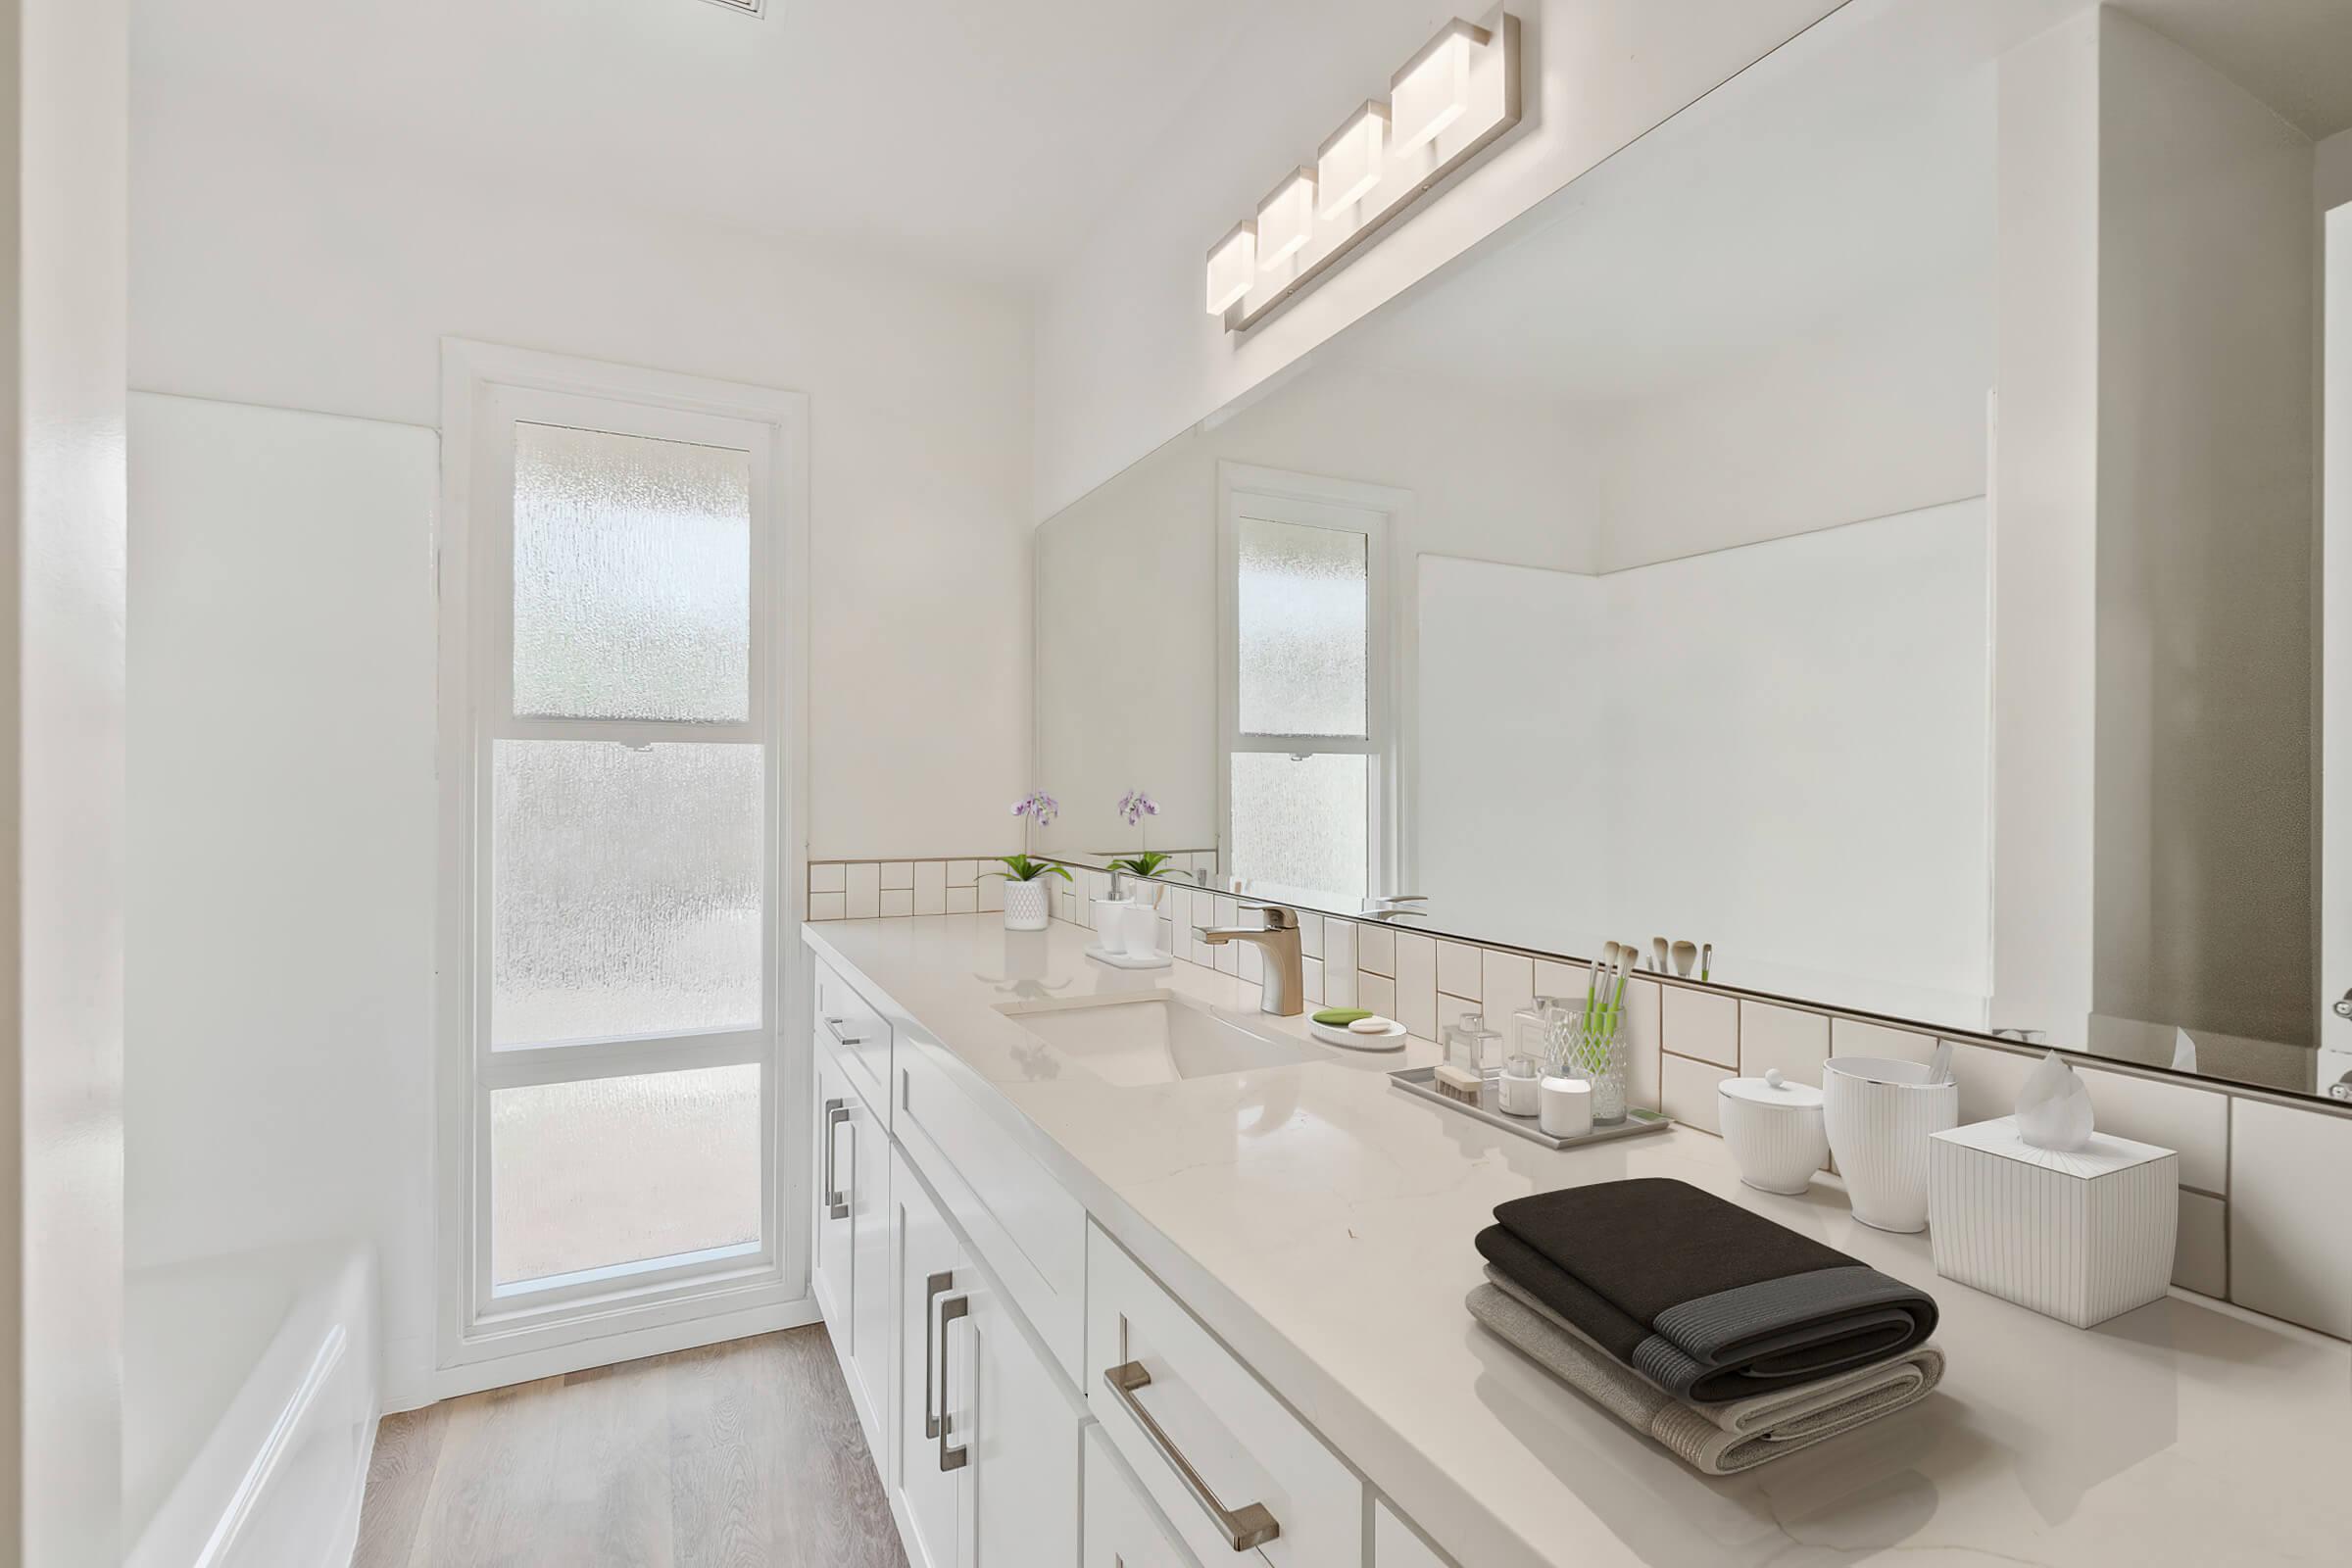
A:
[1928,1115,2179,1328]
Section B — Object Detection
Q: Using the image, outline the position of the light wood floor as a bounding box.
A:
[354,1326,907,1568]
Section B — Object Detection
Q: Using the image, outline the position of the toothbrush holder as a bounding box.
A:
[1553,1004,1631,1126]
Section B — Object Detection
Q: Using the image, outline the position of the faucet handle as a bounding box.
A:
[1244,904,1297,930]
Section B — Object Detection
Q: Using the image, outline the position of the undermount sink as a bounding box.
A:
[998,991,1316,1086]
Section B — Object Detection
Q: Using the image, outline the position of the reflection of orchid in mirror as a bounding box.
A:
[1109,789,1178,883]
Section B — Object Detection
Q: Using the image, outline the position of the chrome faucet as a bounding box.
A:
[1194,905,1305,1017]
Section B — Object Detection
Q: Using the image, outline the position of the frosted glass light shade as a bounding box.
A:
[1392,21,1486,154]
[1205,220,1257,315]
[1255,169,1317,268]
[1316,101,1389,218]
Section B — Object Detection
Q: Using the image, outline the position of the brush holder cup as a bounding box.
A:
[1553,1004,1630,1125]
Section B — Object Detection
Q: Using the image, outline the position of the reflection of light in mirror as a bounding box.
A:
[1391,22,1482,153]
[1204,220,1257,315]
[1316,101,1389,217]
[1256,169,1317,268]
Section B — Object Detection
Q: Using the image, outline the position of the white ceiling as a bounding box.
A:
[132,0,1266,284]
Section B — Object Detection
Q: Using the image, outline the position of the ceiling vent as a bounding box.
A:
[695,0,766,16]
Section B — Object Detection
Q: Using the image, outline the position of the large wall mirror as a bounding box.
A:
[1035,0,2352,1105]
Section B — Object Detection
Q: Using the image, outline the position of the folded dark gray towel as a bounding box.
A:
[1475,1178,1936,1403]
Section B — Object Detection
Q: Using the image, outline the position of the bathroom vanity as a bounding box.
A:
[807,914,2347,1568]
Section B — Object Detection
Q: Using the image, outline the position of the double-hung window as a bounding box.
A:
[1218,465,1402,909]
[441,343,808,1375]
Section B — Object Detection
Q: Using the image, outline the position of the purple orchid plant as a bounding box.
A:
[985,790,1071,885]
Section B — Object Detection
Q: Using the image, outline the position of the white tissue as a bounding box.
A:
[2015,1049,2095,1152]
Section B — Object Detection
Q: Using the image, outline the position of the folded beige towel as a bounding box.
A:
[1469,1269,1944,1476]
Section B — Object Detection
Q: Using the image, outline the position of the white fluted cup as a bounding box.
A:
[1119,902,1161,959]
[1823,1055,1959,1233]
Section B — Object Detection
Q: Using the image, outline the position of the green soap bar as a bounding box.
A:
[1313,1008,1374,1026]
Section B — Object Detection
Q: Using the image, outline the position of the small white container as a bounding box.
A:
[1119,901,1161,959]
[1497,1054,1543,1117]
[1823,1055,1960,1233]
[1538,1075,1592,1141]
[1092,896,1131,940]
[1717,1069,1828,1195]
[1929,1116,2179,1327]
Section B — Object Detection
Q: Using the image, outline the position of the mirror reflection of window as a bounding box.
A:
[1222,481,1394,909]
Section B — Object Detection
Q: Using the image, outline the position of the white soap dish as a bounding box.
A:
[1311,1018,1408,1052]
[1085,946,1173,970]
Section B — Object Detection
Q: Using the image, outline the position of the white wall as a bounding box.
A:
[1418,501,1991,1024]
[129,74,1037,1410]
[127,394,439,1406]
[1592,283,1991,569]
[4,0,128,1558]
[2092,8,2315,1049]
[130,81,1034,861]
[1030,0,1851,519]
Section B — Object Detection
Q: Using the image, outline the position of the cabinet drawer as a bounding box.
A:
[815,956,891,1115]
[896,1040,1087,1386]
[1085,1425,1200,1568]
[1086,1224,1362,1568]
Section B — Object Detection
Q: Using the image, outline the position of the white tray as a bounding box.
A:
[1085,946,1173,970]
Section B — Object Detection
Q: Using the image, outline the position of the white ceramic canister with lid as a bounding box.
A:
[1717,1068,1829,1195]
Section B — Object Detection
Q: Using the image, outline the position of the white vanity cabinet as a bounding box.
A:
[808,932,1428,1568]
[812,958,895,1459]
[890,1147,1084,1568]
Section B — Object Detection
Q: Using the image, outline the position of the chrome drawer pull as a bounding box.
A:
[823,1014,866,1048]
[1102,1360,1280,1551]
[822,1100,851,1220]
[937,1292,971,1472]
[922,1271,955,1439]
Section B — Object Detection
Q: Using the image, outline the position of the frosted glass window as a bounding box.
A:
[491,1064,761,1287]
[1230,752,1367,906]
[1236,515,1367,737]
[492,740,764,1048]
[512,422,752,722]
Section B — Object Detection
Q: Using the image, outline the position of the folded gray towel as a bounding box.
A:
[1469,1273,1944,1476]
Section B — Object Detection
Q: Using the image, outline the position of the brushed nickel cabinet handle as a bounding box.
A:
[824,1014,866,1047]
[1102,1359,1279,1551]
[822,1100,851,1220]
[937,1293,971,1472]
[922,1271,955,1439]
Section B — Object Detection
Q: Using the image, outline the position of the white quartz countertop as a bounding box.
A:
[806,914,2347,1568]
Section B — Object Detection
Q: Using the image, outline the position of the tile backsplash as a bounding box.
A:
[808,858,2352,1344]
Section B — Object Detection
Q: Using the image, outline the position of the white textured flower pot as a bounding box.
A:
[1002,877,1051,931]
[1929,1116,2179,1328]
[1823,1055,1959,1233]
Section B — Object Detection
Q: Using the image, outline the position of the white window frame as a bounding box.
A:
[435,340,812,1394]
[1216,462,1410,907]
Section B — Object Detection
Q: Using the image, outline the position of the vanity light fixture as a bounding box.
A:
[1255,168,1319,268]
[1204,14,1522,333]
[1316,103,1390,218]
[1204,220,1259,315]
[1391,19,1489,153]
